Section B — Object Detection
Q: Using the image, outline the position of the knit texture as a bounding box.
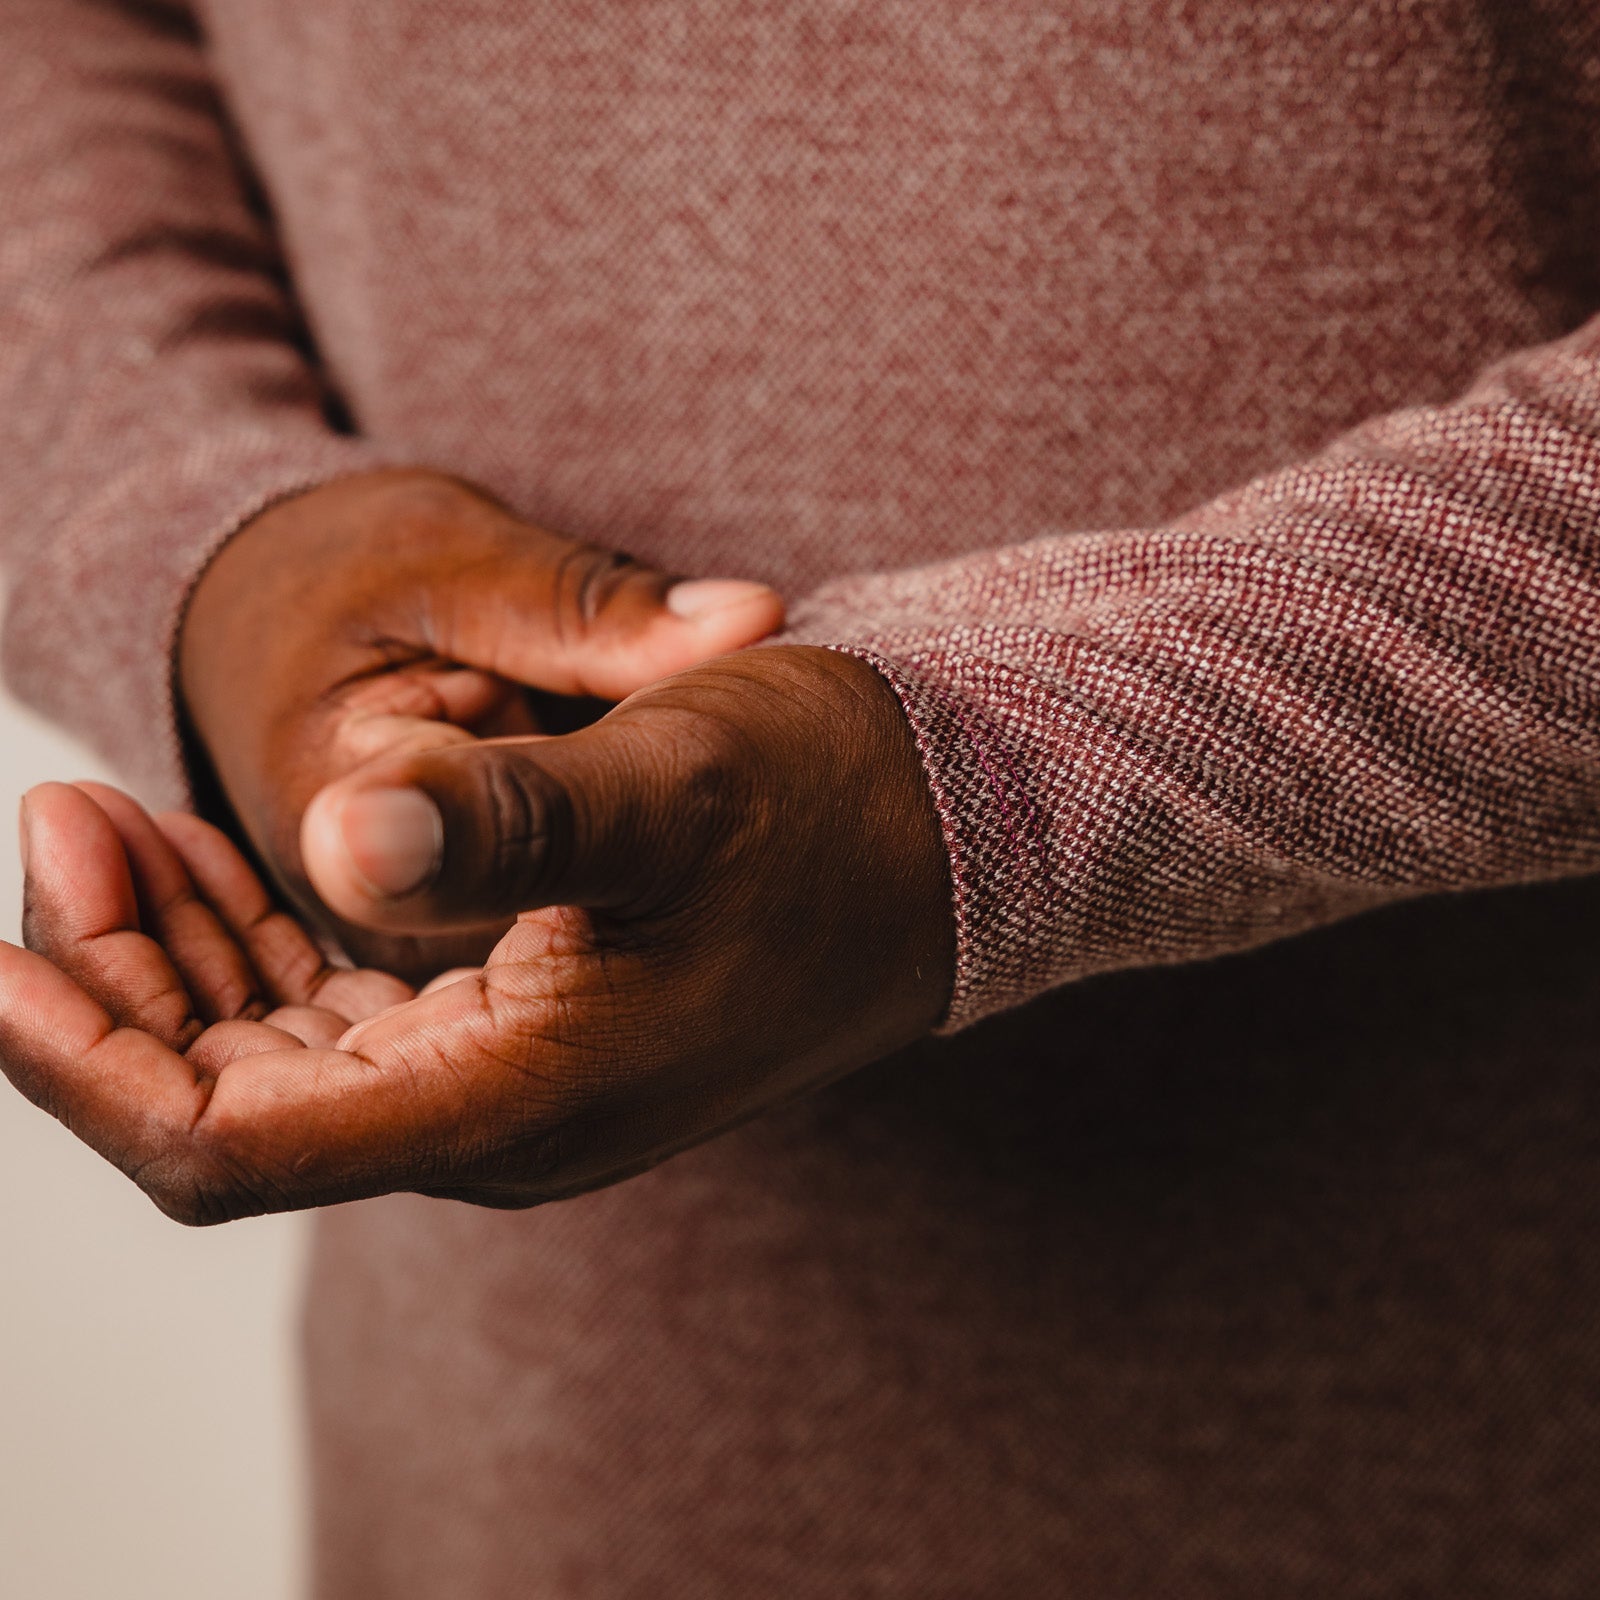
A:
[5,2,1600,1594]
[8,1,1600,1031]
[793,328,1600,1023]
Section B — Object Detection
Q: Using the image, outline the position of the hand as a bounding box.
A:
[0,648,953,1221]
[178,468,783,980]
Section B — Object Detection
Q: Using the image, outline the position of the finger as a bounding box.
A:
[0,934,209,1197]
[430,532,785,701]
[339,917,781,1207]
[19,785,203,1050]
[326,673,534,772]
[420,966,482,996]
[334,664,514,730]
[155,810,413,1023]
[73,783,270,1026]
[205,703,521,977]
[0,932,397,1221]
[171,968,563,1219]
[300,920,509,997]
[0,927,479,1221]
[298,710,709,930]
[250,1005,350,1050]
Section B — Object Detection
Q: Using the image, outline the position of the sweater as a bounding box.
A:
[3,2,1599,1594]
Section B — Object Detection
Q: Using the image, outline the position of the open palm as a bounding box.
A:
[1,649,953,1223]
[5,775,645,1216]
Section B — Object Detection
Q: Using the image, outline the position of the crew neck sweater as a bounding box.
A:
[3,3,1599,1594]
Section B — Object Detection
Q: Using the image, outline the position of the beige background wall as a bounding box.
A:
[0,692,305,1600]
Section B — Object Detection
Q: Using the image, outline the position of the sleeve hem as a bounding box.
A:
[2,434,399,807]
[809,643,990,1035]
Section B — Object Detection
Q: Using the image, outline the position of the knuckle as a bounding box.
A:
[175,1107,295,1223]
[132,1155,234,1228]
[155,1185,221,1229]
[18,893,62,961]
[552,541,640,633]
[130,994,205,1053]
[480,754,570,905]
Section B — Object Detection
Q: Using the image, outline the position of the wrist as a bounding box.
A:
[817,647,956,1036]
[722,645,956,1040]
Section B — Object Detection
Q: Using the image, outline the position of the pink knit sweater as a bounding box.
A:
[4,3,1600,1594]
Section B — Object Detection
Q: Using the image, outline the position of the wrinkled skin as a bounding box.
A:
[177,467,785,980]
[1,646,952,1221]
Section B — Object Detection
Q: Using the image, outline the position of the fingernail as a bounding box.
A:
[16,798,30,875]
[666,578,777,621]
[336,788,443,899]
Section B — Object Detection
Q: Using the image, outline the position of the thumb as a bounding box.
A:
[431,533,784,701]
[299,716,707,932]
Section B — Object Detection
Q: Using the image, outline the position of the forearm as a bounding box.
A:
[0,0,384,803]
[787,315,1600,1028]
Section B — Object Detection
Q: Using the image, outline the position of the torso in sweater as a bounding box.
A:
[202,0,1600,592]
[29,2,1600,1592]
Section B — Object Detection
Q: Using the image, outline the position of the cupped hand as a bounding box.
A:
[178,468,783,981]
[0,648,953,1222]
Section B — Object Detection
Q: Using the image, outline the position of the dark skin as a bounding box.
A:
[0,478,954,1221]
[177,468,787,981]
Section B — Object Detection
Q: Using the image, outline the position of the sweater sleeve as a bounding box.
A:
[787,316,1600,1032]
[0,0,387,805]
